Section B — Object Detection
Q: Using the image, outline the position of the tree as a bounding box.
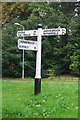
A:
[69,13,80,78]
[2,18,21,77]
[2,2,80,78]
[70,50,80,78]
[2,3,29,25]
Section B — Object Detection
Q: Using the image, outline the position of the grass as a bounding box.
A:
[0,80,2,120]
[2,79,78,118]
[45,76,79,82]
[2,75,79,82]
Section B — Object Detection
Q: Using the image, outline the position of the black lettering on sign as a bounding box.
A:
[20,40,36,44]
[26,46,29,48]
[34,47,36,49]
[33,31,36,35]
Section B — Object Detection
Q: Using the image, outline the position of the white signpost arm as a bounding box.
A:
[34,26,42,95]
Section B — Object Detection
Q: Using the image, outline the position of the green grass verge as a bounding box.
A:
[2,75,79,82]
[2,80,78,118]
[0,80,2,120]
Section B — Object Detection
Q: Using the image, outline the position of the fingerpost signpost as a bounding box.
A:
[17,24,66,95]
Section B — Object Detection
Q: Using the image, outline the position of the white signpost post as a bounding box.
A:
[17,25,66,95]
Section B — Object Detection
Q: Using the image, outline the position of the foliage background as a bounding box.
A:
[2,2,80,78]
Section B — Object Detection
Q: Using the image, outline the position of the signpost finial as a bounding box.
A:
[37,24,43,28]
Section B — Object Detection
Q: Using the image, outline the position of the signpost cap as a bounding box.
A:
[37,23,43,28]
